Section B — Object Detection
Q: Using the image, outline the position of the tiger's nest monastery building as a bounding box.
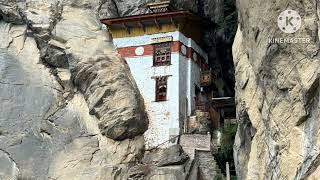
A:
[101,1,215,150]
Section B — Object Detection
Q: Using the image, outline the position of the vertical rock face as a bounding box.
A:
[0,0,237,179]
[233,0,320,179]
[0,0,147,179]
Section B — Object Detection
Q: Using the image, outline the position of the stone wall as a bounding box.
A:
[180,133,211,159]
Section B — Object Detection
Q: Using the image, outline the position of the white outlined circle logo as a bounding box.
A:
[135,46,144,56]
[277,10,301,34]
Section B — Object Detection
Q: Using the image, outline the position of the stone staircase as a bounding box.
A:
[186,150,224,180]
[179,133,225,179]
[197,150,224,180]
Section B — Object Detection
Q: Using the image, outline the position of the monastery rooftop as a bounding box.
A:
[100,10,209,26]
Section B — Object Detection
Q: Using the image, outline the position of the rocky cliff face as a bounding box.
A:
[0,0,148,179]
[0,0,237,179]
[233,0,320,179]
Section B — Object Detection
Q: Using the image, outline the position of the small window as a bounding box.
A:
[194,85,201,104]
[155,76,168,101]
[153,42,171,66]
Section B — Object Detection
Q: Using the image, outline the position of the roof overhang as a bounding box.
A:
[100,10,211,28]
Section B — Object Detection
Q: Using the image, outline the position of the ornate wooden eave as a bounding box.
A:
[100,10,204,26]
[100,3,213,45]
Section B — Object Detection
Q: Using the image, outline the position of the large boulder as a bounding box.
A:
[51,6,148,140]
[143,144,189,167]
[233,0,320,179]
[0,1,147,179]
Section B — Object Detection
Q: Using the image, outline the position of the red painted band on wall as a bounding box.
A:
[116,41,209,70]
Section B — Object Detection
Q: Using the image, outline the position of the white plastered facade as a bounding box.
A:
[113,31,208,149]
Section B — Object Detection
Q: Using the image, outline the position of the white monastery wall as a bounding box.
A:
[125,53,180,149]
[187,56,201,115]
[178,54,201,116]
[178,54,189,132]
[113,31,207,149]
[178,33,208,63]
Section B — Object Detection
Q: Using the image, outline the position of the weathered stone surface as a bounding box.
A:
[0,44,145,179]
[0,1,147,179]
[1,0,149,141]
[143,145,189,167]
[233,101,256,180]
[233,0,320,179]
[0,3,25,25]
[128,163,189,180]
[0,149,19,180]
[188,151,224,180]
[180,134,211,159]
[48,135,145,180]
[50,6,148,140]
[0,0,238,179]
[126,145,191,179]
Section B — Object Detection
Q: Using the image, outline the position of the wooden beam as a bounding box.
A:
[180,18,187,32]
[212,97,234,101]
[170,16,177,28]
[154,18,161,30]
[122,22,130,34]
[138,21,145,32]
[211,97,235,108]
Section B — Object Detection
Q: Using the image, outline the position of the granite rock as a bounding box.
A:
[233,0,320,179]
[143,144,189,167]
[0,1,147,179]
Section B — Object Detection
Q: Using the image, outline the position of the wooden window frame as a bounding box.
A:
[153,42,171,66]
[155,76,168,102]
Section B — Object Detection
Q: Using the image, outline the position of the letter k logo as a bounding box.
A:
[277,9,301,34]
[286,16,294,26]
